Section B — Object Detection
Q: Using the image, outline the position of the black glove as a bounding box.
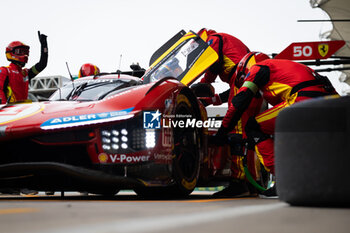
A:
[29,31,48,77]
[208,126,230,146]
[38,31,48,49]
[208,134,227,146]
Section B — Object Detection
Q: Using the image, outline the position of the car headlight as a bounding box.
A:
[100,124,158,153]
[145,131,156,148]
[101,129,129,152]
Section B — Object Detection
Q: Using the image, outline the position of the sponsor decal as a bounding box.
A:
[164,99,172,109]
[22,70,28,81]
[318,43,329,57]
[143,110,161,129]
[154,153,173,161]
[162,127,173,147]
[98,153,150,164]
[181,41,199,57]
[98,153,108,163]
[41,107,134,130]
[0,103,44,125]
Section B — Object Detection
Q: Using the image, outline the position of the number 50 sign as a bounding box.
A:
[275,40,345,60]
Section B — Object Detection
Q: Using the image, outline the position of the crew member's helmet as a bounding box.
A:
[234,52,270,88]
[78,63,100,78]
[6,41,30,66]
[197,28,217,42]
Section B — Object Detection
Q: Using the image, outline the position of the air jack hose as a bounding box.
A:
[243,166,267,192]
[242,142,267,192]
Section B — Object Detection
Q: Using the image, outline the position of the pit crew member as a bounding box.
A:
[0,31,48,104]
[78,63,100,78]
[196,29,262,197]
[197,28,250,106]
[215,52,339,195]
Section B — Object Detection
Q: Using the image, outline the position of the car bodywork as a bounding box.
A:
[0,30,255,197]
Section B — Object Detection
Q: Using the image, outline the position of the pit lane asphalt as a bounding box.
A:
[0,191,349,233]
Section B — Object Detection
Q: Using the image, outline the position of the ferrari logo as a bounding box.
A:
[318,44,329,57]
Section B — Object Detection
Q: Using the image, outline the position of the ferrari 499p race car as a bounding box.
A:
[0,30,266,197]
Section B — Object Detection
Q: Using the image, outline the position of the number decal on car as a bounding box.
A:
[0,104,44,124]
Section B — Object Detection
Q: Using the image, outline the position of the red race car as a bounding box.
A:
[0,30,266,197]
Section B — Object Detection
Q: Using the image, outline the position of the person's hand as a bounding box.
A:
[198,94,222,107]
[208,134,227,146]
[211,94,222,105]
[38,31,48,48]
[198,97,213,107]
[208,126,230,146]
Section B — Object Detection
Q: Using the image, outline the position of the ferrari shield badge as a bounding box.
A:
[318,43,329,57]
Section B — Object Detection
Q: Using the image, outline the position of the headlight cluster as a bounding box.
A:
[100,126,157,153]
[101,129,129,152]
[132,128,145,149]
[145,131,156,148]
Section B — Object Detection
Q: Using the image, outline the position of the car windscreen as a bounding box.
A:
[142,37,203,83]
[50,79,134,101]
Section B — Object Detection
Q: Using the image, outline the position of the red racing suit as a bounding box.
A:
[227,82,264,180]
[0,63,32,103]
[218,59,338,175]
[201,33,250,85]
[0,33,48,104]
[0,61,47,104]
[200,33,256,180]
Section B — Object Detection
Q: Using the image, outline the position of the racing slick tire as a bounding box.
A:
[275,96,350,206]
[135,94,201,198]
[171,94,201,196]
